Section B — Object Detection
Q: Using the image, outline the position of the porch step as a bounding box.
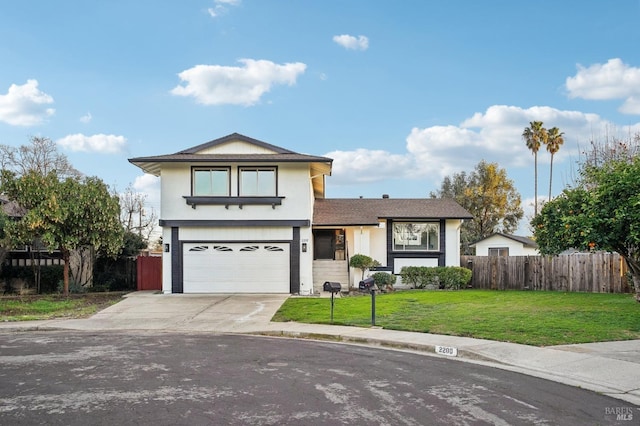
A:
[312,260,349,294]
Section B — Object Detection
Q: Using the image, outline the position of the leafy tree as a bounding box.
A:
[431,160,523,255]
[522,121,547,216]
[544,127,564,202]
[532,134,640,302]
[0,210,9,271]
[0,170,124,295]
[349,254,380,281]
[0,136,81,290]
[121,231,147,257]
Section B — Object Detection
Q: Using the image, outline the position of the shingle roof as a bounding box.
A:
[470,233,538,248]
[313,198,473,226]
[0,196,26,218]
[178,133,296,154]
[128,133,332,176]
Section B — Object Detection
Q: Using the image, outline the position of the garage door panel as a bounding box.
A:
[183,242,289,293]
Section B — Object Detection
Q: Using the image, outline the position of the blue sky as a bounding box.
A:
[2,0,640,235]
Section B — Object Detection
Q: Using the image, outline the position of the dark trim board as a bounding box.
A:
[183,196,285,209]
[291,227,300,293]
[171,227,182,293]
[160,219,310,227]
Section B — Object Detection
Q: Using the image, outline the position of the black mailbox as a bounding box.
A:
[359,277,375,291]
[323,281,342,293]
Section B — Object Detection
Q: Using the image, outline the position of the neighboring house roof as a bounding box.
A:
[128,132,333,177]
[313,198,473,226]
[0,195,26,218]
[470,233,538,248]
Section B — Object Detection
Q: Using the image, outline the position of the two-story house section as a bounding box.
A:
[129,133,473,295]
[129,133,332,295]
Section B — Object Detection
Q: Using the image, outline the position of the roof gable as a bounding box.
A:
[471,233,538,248]
[178,133,295,155]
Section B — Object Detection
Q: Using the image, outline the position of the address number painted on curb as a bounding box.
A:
[435,345,458,357]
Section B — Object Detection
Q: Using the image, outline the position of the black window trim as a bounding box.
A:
[238,165,278,197]
[191,166,231,197]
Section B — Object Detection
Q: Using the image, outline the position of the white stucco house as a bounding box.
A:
[471,233,539,256]
[129,133,472,295]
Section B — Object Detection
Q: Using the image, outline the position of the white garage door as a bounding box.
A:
[183,242,290,293]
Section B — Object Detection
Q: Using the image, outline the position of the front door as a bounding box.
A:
[314,230,334,259]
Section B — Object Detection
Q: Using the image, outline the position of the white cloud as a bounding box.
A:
[325,149,415,184]
[333,34,369,51]
[56,133,127,154]
[326,105,640,188]
[207,0,241,18]
[80,112,92,123]
[565,58,640,114]
[0,79,55,126]
[170,59,307,106]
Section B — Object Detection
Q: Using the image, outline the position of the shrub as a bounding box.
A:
[0,264,64,294]
[371,272,397,291]
[439,267,472,290]
[349,254,381,280]
[399,266,471,290]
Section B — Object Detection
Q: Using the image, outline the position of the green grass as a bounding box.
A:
[273,290,640,346]
[0,293,126,321]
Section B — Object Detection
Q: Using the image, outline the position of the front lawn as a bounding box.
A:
[273,290,640,346]
[0,292,127,321]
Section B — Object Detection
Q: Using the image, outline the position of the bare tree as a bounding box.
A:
[118,184,158,245]
[0,136,81,178]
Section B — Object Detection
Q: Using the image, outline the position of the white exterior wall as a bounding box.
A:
[299,225,314,295]
[160,161,314,294]
[344,225,387,287]
[445,219,463,266]
[161,163,312,221]
[474,235,539,256]
[369,224,387,267]
[393,257,439,274]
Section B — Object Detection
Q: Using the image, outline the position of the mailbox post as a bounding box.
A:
[323,281,342,323]
[358,277,376,326]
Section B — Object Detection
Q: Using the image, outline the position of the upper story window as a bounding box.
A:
[193,167,230,196]
[239,167,276,196]
[393,222,439,251]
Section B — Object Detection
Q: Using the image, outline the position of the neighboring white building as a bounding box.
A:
[129,133,472,295]
[471,233,539,256]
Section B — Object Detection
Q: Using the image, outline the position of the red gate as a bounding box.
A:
[137,256,162,291]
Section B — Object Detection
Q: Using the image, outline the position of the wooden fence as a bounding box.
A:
[461,253,631,293]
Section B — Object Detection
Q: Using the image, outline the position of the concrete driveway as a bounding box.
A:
[56,291,291,333]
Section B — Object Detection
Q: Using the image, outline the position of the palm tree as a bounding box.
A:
[545,127,564,201]
[522,121,547,216]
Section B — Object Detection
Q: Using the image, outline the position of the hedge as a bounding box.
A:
[0,264,63,294]
[399,266,472,290]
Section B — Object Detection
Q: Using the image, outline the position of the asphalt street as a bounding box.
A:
[0,331,635,425]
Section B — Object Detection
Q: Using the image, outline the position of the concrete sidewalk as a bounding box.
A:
[2,291,639,406]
